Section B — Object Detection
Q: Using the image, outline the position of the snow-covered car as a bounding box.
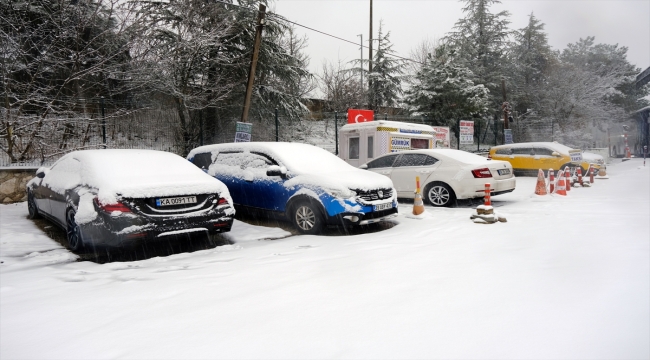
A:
[26,150,235,251]
[582,151,606,170]
[361,149,516,207]
[187,142,398,234]
[488,142,602,176]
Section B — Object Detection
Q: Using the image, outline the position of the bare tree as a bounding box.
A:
[318,60,365,112]
[1,0,137,164]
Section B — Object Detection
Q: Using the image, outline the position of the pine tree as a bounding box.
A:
[368,21,405,110]
[404,45,490,127]
[509,13,556,119]
[444,0,510,101]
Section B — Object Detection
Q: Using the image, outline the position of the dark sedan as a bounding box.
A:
[26,149,235,251]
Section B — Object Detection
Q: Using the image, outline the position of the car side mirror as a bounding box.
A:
[360,164,368,170]
[35,167,48,178]
[266,165,287,177]
[551,151,560,157]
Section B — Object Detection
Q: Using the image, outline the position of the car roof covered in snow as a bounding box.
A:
[369,149,505,166]
[188,142,394,191]
[56,149,230,204]
[490,142,579,154]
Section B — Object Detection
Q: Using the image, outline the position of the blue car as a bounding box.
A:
[188,142,398,234]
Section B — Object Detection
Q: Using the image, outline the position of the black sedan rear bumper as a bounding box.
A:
[78,209,234,248]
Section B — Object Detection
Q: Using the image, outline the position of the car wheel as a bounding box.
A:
[27,192,41,219]
[66,209,84,252]
[424,182,456,207]
[291,201,324,235]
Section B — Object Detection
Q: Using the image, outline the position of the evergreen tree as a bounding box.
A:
[368,21,405,109]
[444,0,510,104]
[508,13,556,127]
[404,45,490,127]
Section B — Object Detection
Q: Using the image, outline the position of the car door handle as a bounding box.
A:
[416,170,432,174]
[378,171,390,175]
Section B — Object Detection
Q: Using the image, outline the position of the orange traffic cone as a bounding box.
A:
[589,165,595,183]
[577,167,583,186]
[549,169,555,193]
[564,167,571,191]
[412,176,425,215]
[535,169,547,195]
[555,170,567,196]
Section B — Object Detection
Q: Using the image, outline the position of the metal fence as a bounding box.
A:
[2,105,542,167]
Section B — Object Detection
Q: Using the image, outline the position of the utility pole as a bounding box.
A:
[241,4,266,123]
[501,79,510,143]
[357,34,363,92]
[368,0,373,110]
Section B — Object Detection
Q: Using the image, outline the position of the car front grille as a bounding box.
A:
[354,188,393,202]
[127,194,218,216]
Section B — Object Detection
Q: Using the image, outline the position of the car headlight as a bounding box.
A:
[325,188,356,199]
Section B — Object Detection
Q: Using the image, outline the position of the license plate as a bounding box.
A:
[373,202,393,211]
[497,168,511,175]
[156,196,197,207]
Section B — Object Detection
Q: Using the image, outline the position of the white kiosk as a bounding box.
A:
[338,120,437,167]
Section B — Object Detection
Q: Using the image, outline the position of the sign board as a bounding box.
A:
[504,129,513,144]
[234,122,252,142]
[347,109,374,124]
[459,120,474,145]
[569,152,583,162]
[390,137,411,152]
[431,126,450,148]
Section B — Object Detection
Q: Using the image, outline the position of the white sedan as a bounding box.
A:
[360,149,516,207]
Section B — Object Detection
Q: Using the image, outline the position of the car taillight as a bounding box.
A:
[94,197,132,213]
[217,198,228,206]
[471,168,493,178]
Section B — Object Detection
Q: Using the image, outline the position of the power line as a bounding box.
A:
[204,0,423,65]
[267,12,423,65]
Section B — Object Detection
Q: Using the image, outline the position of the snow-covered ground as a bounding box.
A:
[1,159,648,359]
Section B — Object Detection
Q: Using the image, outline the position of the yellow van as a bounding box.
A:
[488,142,601,176]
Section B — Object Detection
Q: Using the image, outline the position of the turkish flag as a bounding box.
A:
[347,109,374,124]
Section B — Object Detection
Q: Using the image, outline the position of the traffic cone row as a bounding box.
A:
[535,165,604,196]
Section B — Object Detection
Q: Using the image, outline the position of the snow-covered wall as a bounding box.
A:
[0,168,36,204]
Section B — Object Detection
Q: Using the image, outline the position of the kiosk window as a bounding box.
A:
[367,136,374,158]
[349,137,359,159]
[411,138,429,149]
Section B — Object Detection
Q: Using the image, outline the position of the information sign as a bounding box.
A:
[459,120,474,145]
[504,129,513,144]
[235,122,252,142]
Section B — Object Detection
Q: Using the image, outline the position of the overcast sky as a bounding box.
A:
[271,0,650,83]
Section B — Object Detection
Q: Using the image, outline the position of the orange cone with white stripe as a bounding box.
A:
[555,170,567,196]
[576,167,583,186]
[564,167,571,191]
[589,165,595,183]
[535,169,548,195]
[549,169,555,193]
